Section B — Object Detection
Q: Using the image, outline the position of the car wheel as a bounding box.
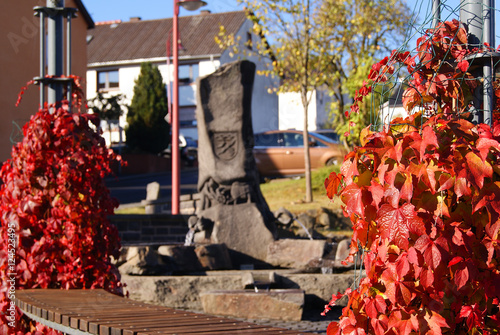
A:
[326,157,340,166]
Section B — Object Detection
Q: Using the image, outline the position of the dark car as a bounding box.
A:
[253,130,347,176]
[160,135,198,166]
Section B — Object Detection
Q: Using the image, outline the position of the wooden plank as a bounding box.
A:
[193,329,306,335]
[16,289,304,335]
[98,316,238,334]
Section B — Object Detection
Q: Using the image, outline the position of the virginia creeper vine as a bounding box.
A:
[0,99,124,334]
[324,20,500,335]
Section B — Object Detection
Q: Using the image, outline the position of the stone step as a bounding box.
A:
[199,289,305,321]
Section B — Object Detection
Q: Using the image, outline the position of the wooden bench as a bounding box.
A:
[15,289,306,335]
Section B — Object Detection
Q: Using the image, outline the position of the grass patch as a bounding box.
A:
[115,206,146,214]
[260,165,343,215]
[113,165,345,217]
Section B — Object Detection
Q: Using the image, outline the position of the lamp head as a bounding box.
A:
[178,0,207,11]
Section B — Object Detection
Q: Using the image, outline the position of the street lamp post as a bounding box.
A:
[171,0,207,215]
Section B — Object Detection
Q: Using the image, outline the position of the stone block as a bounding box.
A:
[199,289,304,321]
[157,245,203,273]
[121,272,356,311]
[194,244,232,270]
[335,239,351,263]
[198,203,275,263]
[118,246,170,275]
[146,182,160,201]
[266,239,327,269]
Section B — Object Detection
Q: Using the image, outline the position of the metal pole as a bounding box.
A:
[47,0,64,108]
[172,0,181,215]
[460,0,483,48]
[482,0,494,126]
[461,0,485,123]
[39,10,46,107]
[432,0,440,27]
[66,10,72,104]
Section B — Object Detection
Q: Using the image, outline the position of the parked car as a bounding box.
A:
[315,129,340,143]
[160,135,198,166]
[253,130,347,177]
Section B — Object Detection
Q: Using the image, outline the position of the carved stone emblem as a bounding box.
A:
[212,132,238,161]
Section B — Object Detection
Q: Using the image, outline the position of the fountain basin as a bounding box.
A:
[200,289,305,321]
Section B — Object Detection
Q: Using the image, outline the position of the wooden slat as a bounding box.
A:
[16,289,305,335]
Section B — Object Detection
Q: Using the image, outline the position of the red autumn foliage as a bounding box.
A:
[0,103,124,334]
[324,21,500,334]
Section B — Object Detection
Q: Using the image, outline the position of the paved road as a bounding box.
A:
[105,168,198,206]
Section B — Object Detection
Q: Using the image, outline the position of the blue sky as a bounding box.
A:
[81,0,245,23]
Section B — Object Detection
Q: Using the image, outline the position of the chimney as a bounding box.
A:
[200,10,211,15]
[129,17,142,22]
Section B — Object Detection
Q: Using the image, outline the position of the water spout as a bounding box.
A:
[184,229,195,246]
[293,217,314,240]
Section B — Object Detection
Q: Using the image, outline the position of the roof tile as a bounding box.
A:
[87,11,247,65]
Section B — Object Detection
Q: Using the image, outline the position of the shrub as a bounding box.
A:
[125,62,170,154]
[323,20,500,334]
[0,104,123,334]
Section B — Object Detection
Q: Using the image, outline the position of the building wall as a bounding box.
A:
[278,91,320,131]
[0,0,89,163]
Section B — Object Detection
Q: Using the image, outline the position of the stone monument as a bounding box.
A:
[187,60,276,264]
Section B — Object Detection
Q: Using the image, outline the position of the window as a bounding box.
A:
[178,64,199,106]
[246,32,253,50]
[97,70,119,90]
[178,64,199,83]
[283,132,303,147]
[254,133,283,147]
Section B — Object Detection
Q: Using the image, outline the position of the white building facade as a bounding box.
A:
[86,11,333,147]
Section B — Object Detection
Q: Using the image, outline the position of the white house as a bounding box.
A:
[86,10,282,145]
[86,10,335,147]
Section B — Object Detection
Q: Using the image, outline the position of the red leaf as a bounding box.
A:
[437,173,454,192]
[457,60,469,72]
[365,295,387,318]
[476,137,499,161]
[455,264,469,289]
[454,176,471,198]
[425,311,450,335]
[378,203,425,249]
[399,173,413,202]
[393,315,419,335]
[396,253,410,278]
[414,235,442,270]
[420,267,435,288]
[325,172,343,199]
[420,126,439,158]
[399,281,413,305]
[344,325,366,335]
[407,247,421,265]
[326,322,340,335]
[448,256,463,267]
[368,181,384,209]
[341,183,365,217]
[458,304,485,331]
[341,157,359,185]
[466,151,492,188]
[370,317,388,335]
